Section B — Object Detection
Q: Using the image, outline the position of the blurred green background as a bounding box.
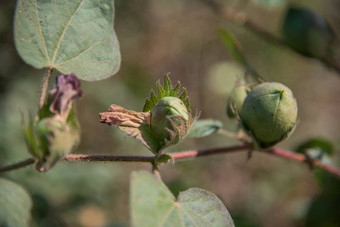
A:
[1,0,340,226]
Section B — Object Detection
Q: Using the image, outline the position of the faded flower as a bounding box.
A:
[50,73,82,121]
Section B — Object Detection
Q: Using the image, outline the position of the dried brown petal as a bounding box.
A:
[99,104,150,128]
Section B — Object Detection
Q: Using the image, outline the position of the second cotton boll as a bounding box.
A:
[240,82,298,148]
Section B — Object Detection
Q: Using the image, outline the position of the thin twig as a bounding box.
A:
[264,148,340,177]
[171,144,251,160]
[64,154,154,162]
[39,67,53,109]
[221,8,287,46]
[61,144,251,164]
[0,158,34,172]
[264,147,305,162]
[202,0,340,75]
[317,162,340,177]
[1,144,340,178]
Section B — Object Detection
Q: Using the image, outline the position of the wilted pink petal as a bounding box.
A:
[50,74,82,119]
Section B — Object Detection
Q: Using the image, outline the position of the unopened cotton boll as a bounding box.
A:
[150,97,190,144]
[240,82,298,148]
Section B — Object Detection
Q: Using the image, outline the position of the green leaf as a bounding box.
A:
[22,112,40,159]
[187,119,223,138]
[282,6,334,59]
[307,170,340,227]
[314,169,340,193]
[295,138,334,156]
[153,154,173,166]
[14,0,121,81]
[130,171,234,227]
[143,74,190,113]
[252,0,286,8]
[37,95,53,120]
[218,29,261,80]
[219,29,247,66]
[0,178,32,227]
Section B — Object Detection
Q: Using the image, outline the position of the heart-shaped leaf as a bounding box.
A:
[130,171,234,227]
[14,0,121,81]
[0,178,32,227]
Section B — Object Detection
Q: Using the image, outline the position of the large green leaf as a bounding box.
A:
[130,171,234,227]
[14,0,121,81]
[0,178,32,227]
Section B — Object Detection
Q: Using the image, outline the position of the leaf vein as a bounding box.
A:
[34,0,50,63]
[55,39,104,66]
[180,197,203,204]
[51,0,85,64]
[180,206,200,227]
[157,204,176,227]
[177,206,186,227]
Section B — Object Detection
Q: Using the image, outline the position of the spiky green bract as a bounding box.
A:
[227,84,251,118]
[151,97,190,144]
[240,82,298,148]
[143,74,190,113]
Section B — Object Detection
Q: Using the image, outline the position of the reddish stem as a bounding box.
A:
[171,143,251,160]
[1,144,340,179]
[264,148,305,162]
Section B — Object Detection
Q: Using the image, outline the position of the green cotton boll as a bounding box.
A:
[282,5,335,58]
[151,97,190,143]
[33,117,80,172]
[227,84,251,118]
[240,82,298,148]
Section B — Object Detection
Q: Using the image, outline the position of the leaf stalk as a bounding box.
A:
[39,67,53,109]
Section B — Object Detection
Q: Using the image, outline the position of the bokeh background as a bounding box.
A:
[1,0,340,226]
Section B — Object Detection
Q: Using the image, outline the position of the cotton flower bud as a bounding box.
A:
[33,117,80,172]
[151,97,191,144]
[240,82,298,148]
[227,84,250,118]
